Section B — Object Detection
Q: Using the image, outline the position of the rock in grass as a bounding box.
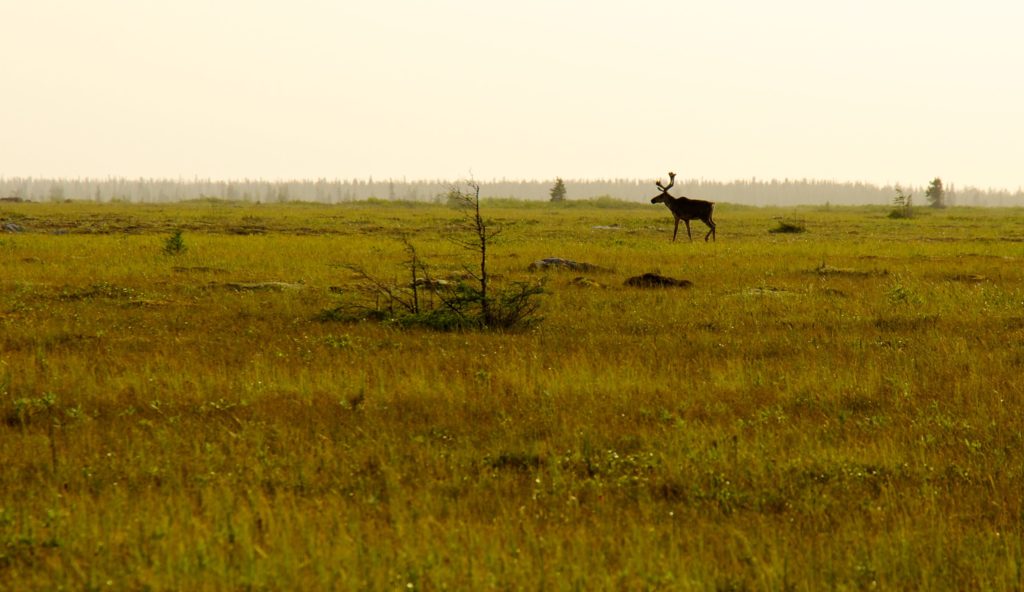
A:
[570,276,604,288]
[411,277,452,290]
[947,273,986,283]
[624,273,693,288]
[2,222,24,233]
[221,281,304,291]
[528,257,606,272]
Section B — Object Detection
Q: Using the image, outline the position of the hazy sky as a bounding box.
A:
[3,0,1023,189]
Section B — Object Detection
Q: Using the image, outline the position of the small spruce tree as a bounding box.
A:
[163,229,187,255]
[925,177,945,208]
[549,178,566,202]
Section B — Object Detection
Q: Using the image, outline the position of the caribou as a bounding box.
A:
[650,172,716,242]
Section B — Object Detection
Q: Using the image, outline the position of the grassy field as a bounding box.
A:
[2,199,1023,590]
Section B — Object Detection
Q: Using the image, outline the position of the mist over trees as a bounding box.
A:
[1,176,1022,207]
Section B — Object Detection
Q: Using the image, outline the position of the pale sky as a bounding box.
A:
[3,0,1023,190]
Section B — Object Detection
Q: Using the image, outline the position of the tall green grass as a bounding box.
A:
[1,201,1023,589]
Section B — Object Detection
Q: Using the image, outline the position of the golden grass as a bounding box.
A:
[2,200,1024,590]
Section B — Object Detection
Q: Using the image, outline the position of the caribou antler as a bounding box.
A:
[655,171,676,193]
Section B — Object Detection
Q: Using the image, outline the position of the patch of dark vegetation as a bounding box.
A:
[820,287,848,297]
[787,462,899,498]
[171,266,228,274]
[58,283,140,302]
[2,392,69,430]
[768,218,806,233]
[487,451,545,472]
[226,225,267,235]
[839,393,886,415]
[624,273,693,288]
[650,478,689,502]
[321,273,543,332]
[2,331,99,354]
[1002,317,1024,329]
[874,314,940,331]
[946,273,987,283]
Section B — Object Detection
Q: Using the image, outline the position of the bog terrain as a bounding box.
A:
[1,199,1023,590]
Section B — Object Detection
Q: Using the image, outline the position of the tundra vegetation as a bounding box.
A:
[1,199,1023,590]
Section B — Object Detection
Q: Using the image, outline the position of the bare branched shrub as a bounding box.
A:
[321,182,544,331]
[889,186,914,219]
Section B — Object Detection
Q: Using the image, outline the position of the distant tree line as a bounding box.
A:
[1,176,1021,207]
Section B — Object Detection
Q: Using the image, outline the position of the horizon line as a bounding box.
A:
[2,174,1021,192]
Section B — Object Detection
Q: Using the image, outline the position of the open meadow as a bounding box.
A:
[1,199,1023,590]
